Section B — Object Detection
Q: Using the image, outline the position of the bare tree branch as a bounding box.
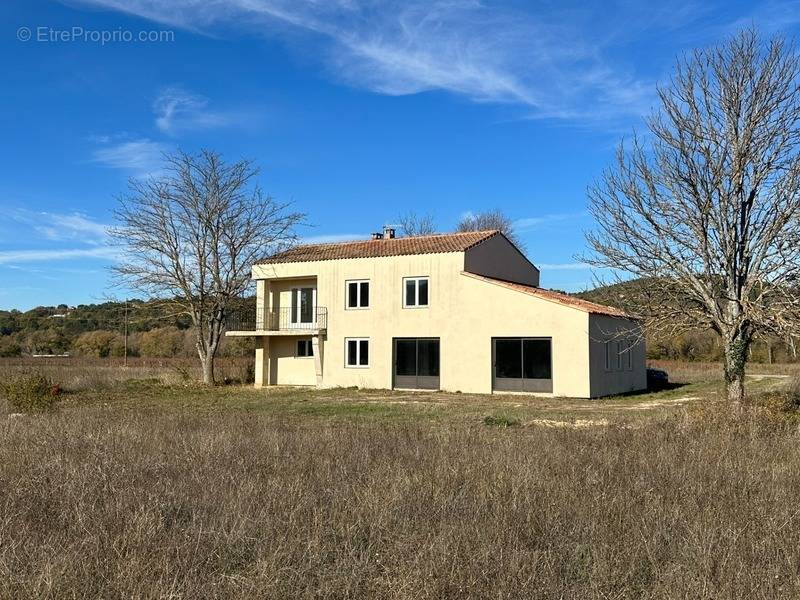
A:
[582,28,800,410]
[110,149,304,384]
[396,211,437,237]
[456,209,522,248]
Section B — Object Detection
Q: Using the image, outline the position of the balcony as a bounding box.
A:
[225,306,328,336]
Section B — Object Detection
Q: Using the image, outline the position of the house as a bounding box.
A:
[226,228,647,398]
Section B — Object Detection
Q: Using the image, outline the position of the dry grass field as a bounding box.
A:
[1,358,800,598]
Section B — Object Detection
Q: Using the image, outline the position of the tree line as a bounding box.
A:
[0,299,253,358]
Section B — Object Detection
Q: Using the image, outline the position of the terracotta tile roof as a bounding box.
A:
[257,230,499,264]
[462,272,637,319]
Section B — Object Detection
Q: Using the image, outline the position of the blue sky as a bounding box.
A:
[1,0,798,310]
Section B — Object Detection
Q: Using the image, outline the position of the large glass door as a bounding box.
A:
[291,287,316,327]
[492,338,552,392]
[393,338,440,390]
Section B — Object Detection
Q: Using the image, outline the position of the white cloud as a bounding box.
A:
[34,212,110,245]
[0,247,120,264]
[70,0,678,127]
[91,138,167,176]
[154,86,242,135]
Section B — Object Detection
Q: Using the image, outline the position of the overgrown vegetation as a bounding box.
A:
[0,372,60,413]
[1,392,799,597]
[0,359,798,597]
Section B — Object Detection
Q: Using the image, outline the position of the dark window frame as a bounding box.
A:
[296,339,314,358]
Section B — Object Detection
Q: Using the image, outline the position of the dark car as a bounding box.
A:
[647,368,669,390]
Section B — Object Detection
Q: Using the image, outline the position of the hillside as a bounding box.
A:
[0,298,254,358]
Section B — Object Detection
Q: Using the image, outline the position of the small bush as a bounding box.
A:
[484,415,521,427]
[0,372,60,413]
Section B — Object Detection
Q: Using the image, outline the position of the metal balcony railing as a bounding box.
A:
[226,306,328,332]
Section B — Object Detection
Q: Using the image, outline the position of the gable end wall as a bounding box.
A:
[463,234,540,286]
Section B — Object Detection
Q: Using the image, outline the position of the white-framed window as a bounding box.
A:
[345,338,369,367]
[346,280,370,309]
[296,339,314,358]
[291,287,317,325]
[403,277,429,308]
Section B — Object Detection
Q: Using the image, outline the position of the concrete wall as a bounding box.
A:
[463,234,540,286]
[252,251,602,397]
[588,314,647,397]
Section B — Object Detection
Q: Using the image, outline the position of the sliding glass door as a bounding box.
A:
[393,338,440,390]
[492,338,552,392]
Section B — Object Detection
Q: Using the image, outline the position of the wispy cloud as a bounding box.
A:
[514,211,589,232]
[0,210,118,266]
[34,212,110,245]
[154,86,244,135]
[90,137,167,176]
[71,0,689,127]
[0,246,119,264]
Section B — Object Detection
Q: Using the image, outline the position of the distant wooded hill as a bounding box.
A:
[578,280,797,363]
[0,298,254,358]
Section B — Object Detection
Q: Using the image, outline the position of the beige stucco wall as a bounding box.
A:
[268,336,317,385]
[252,252,602,397]
[588,314,647,397]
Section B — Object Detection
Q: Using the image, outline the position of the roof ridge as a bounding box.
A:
[256,229,499,265]
[297,229,498,248]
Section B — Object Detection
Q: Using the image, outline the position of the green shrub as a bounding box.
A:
[484,415,521,428]
[0,372,60,413]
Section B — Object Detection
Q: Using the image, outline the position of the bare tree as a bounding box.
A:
[111,149,304,384]
[456,209,522,246]
[397,211,437,237]
[583,29,800,411]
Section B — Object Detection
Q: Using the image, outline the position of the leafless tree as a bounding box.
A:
[111,149,304,384]
[397,211,437,236]
[456,209,522,247]
[583,29,800,411]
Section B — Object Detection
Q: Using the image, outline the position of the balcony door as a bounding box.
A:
[291,287,316,327]
[393,338,440,390]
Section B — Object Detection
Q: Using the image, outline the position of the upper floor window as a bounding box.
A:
[346,280,370,309]
[403,277,429,308]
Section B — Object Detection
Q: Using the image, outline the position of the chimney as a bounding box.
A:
[383,226,396,239]
[371,232,384,240]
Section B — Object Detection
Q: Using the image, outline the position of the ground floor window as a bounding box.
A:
[345,338,369,367]
[492,337,552,392]
[296,339,313,357]
[605,338,634,372]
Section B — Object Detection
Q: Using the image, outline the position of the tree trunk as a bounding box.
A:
[723,336,748,413]
[201,355,215,385]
